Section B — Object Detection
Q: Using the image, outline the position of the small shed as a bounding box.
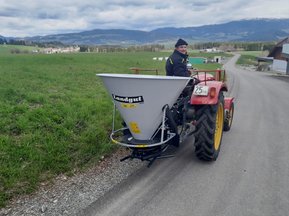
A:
[256,57,273,71]
[214,56,222,63]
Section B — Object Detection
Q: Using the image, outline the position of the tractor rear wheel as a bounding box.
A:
[194,93,224,161]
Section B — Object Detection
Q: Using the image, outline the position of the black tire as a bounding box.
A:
[194,93,225,161]
[224,102,234,131]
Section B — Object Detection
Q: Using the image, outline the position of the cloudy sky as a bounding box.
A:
[1,0,289,37]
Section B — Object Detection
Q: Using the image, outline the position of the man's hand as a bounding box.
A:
[188,68,197,75]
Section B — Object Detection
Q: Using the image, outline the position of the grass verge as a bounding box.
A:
[236,50,266,66]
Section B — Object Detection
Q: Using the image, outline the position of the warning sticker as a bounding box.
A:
[121,103,137,109]
[129,122,141,134]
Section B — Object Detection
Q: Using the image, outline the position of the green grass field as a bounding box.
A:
[236,50,268,66]
[0,45,226,207]
[0,45,41,55]
[237,50,266,57]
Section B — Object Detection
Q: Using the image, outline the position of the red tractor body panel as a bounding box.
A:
[190,81,228,105]
[224,97,234,110]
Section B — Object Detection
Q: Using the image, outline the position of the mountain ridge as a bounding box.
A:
[4,18,289,45]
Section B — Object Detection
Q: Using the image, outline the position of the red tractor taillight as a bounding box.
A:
[210,87,217,98]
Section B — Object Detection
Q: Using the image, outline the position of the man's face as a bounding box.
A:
[176,45,187,54]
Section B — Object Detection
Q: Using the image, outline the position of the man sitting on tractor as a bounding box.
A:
[166,38,191,77]
[166,39,199,97]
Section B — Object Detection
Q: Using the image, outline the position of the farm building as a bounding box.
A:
[257,37,289,74]
[268,37,289,60]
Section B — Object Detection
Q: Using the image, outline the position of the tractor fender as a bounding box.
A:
[224,97,234,110]
[190,81,228,105]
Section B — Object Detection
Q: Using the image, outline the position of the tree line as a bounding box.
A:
[190,42,275,52]
[79,44,165,52]
[1,38,276,53]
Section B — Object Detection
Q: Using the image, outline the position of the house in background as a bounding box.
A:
[266,37,289,74]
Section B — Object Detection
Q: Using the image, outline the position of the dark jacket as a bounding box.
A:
[166,50,190,77]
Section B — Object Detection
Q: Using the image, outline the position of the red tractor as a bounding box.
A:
[98,70,234,166]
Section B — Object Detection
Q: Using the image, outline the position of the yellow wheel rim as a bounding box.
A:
[214,102,224,150]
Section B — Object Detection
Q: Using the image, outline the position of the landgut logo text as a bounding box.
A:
[112,94,144,103]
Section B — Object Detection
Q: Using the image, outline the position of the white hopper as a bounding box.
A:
[97,74,191,140]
